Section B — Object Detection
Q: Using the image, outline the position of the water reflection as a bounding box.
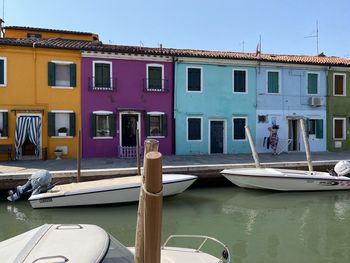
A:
[2,187,350,262]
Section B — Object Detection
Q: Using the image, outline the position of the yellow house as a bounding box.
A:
[0,26,98,160]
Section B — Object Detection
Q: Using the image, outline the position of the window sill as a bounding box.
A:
[147,136,165,139]
[233,139,247,142]
[187,139,202,142]
[51,136,73,139]
[0,85,7,87]
[93,136,114,140]
[51,86,74,90]
[0,137,8,139]
[186,90,203,93]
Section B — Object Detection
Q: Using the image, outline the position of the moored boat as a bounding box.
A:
[221,166,350,191]
[0,224,231,263]
[29,174,197,208]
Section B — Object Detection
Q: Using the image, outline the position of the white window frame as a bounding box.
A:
[306,72,320,95]
[0,57,7,87]
[146,64,164,91]
[50,110,74,138]
[232,116,248,141]
[333,73,346,96]
[147,111,165,138]
[93,110,114,139]
[333,117,346,140]
[186,116,203,142]
[232,68,248,94]
[92,60,113,90]
[266,70,281,94]
[50,60,74,89]
[186,66,203,93]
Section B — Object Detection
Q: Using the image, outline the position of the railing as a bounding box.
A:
[88,77,117,91]
[118,146,144,158]
[162,234,231,263]
[143,78,169,92]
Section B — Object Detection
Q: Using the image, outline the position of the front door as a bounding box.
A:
[210,121,224,154]
[121,114,139,147]
[288,119,299,151]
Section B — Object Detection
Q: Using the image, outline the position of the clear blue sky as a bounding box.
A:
[3,0,350,58]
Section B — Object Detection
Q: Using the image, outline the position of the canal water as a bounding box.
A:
[1,186,350,263]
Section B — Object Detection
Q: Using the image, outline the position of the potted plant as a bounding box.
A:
[54,148,63,160]
[58,127,68,137]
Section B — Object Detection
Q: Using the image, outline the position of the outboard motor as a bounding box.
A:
[334,161,350,177]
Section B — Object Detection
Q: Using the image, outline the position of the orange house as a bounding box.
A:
[0,26,98,160]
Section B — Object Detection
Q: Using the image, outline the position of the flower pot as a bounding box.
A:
[58,133,67,137]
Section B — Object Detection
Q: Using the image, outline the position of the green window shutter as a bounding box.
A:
[90,113,96,137]
[268,72,279,93]
[2,112,8,137]
[102,64,111,87]
[308,73,318,94]
[48,62,56,86]
[109,113,116,137]
[161,114,167,137]
[69,113,76,136]
[48,112,56,137]
[70,64,77,87]
[144,114,150,136]
[316,119,323,139]
[95,63,103,87]
[0,59,4,85]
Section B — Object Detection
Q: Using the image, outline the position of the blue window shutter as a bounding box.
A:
[0,59,4,85]
[90,113,96,137]
[2,112,8,137]
[48,62,56,86]
[48,112,56,137]
[316,119,323,139]
[70,64,77,87]
[69,113,76,136]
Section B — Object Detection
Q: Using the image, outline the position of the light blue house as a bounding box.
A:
[174,55,257,155]
[255,62,327,153]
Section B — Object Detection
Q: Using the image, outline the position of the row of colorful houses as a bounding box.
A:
[0,26,350,160]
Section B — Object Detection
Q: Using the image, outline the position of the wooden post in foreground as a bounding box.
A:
[300,118,313,172]
[134,139,159,263]
[144,151,163,263]
[245,126,261,168]
[77,130,81,183]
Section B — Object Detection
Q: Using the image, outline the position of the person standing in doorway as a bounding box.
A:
[268,125,279,155]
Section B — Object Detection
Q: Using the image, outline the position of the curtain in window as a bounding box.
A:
[15,116,41,159]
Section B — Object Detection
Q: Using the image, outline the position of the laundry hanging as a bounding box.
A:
[15,116,42,159]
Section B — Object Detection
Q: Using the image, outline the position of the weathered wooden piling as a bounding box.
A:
[300,118,313,171]
[134,139,159,263]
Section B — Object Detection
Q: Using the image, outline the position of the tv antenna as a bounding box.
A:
[240,40,245,52]
[304,20,319,55]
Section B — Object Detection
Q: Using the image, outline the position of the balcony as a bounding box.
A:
[143,78,169,93]
[88,77,117,91]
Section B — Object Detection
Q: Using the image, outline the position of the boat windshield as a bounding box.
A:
[101,235,134,263]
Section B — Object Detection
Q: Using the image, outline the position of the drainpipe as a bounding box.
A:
[33,42,38,104]
[172,56,177,155]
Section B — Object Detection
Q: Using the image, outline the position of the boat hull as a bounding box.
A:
[221,168,350,191]
[29,174,197,208]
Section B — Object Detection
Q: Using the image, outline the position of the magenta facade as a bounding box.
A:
[81,54,174,158]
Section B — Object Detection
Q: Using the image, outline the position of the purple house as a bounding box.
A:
[81,49,174,158]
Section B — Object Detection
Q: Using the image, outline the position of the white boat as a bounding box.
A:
[29,174,197,208]
[0,224,231,263]
[221,167,350,191]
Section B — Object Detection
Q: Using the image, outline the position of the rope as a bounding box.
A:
[142,182,163,197]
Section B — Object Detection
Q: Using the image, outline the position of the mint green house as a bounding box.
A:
[174,55,256,155]
[327,69,350,151]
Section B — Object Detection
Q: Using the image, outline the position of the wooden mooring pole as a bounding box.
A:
[77,130,81,183]
[134,139,159,263]
[143,151,163,263]
[300,118,313,172]
[245,126,261,168]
